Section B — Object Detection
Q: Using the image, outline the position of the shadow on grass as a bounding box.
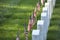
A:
[50,16,60,26]
[47,30,60,40]
[55,0,60,8]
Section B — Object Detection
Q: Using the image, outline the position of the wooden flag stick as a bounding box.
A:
[24,23,28,40]
[16,24,20,40]
[24,13,29,40]
[25,31,28,40]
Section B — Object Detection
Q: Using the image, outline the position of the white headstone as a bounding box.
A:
[37,20,44,40]
[45,2,49,7]
[45,2,50,11]
[42,7,50,19]
[32,30,40,40]
[47,0,53,18]
[37,20,44,30]
[41,12,50,27]
[41,12,50,40]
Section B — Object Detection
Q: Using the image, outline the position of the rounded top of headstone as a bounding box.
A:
[43,7,48,12]
[32,30,40,35]
[41,12,47,17]
[45,2,49,7]
[37,20,44,25]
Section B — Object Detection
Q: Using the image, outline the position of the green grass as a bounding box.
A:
[0,0,60,40]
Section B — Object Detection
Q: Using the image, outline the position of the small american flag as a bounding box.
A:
[27,16,33,32]
[33,8,37,17]
[41,0,44,5]
[37,2,40,11]
[31,13,36,26]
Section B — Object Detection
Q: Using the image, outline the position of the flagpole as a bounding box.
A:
[24,13,28,40]
[16,22,20,40]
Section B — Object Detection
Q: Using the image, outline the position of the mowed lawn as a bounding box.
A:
[0,0,60,40]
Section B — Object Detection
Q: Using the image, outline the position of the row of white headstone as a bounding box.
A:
[32,0,56,40]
